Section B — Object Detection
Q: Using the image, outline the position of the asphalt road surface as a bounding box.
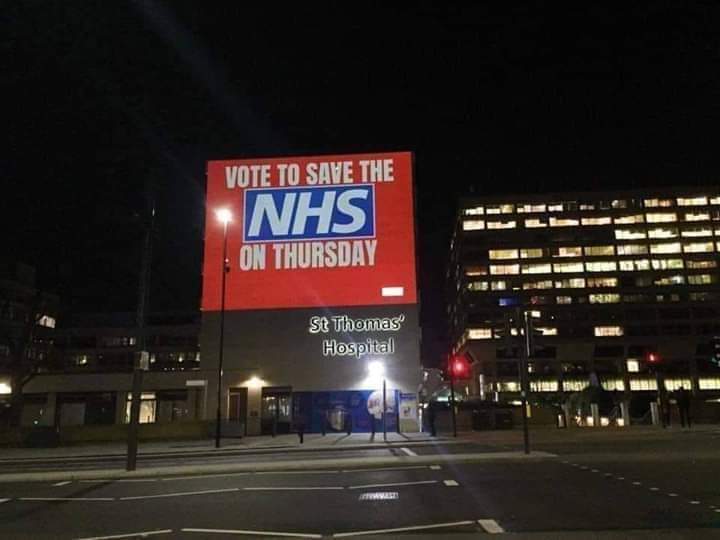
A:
[0,431,718,538]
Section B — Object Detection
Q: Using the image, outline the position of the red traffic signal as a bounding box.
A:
[449,355,470,378]
[646,352,661,364]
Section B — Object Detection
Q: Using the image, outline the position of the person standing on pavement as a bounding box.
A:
[295,413,306,444]
[676,386,692,428]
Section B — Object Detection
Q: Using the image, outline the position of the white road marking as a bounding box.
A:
[632,481,642,486]
[243,487,344,491]
[341,466,428,473]
[690,500,701,505]
[182,528,321,538]
[604,473,613,477]
[429,465,442,470]
[714,509,720,513]
[580,466,588,470]
[348,480,437,490]
[617,476,625,480]
[75,529,173,540]
[591,469,599,473]
[20,497,115,501]
[0,498,10,504]
[669,493,678,497]
[52,481,71,487]
[333,520,475,537]
[561,460,569,464]
[255,470,340,475]
[161,472,254,481]
[400,447,418,456]
[443,480,459,487]
[650,487,659,491]
[478,519,505,534]
[120,488,239,500]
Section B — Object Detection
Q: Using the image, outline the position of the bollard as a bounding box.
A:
[620,401,631,427]
[650,402,660,426]
[590,403,600,428]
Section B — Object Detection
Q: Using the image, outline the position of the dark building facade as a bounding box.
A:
[449,188,720,401]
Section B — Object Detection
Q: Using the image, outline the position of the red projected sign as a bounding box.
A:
[202,152,417,311]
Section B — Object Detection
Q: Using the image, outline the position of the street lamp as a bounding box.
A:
[214,208,232,448]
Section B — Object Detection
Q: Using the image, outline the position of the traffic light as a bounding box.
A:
[646,352,661,364]
[449,354,470,379]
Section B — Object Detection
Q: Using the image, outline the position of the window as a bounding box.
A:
[712,196,720,205]
[644,198,674,208]
[615,228,646,240]
[654,275,685,286]
[581,216,612,226]
[491,280,507,291]
[467,281,489,291]
[487,220,516,230]
[651,259,684,270]
[584,245,615,256]
[125,392,157,424]
[563,380,589,391]
[579,203,596,211]
[614,214,644,224]
[553,246,582,258]
[646,213,677,223]
[74,355,89,366]
[101,336,137,347]
[489,249,518,260]
[687,260,717,269]
[589,293,620,304]
[523,280,553,290]
[555,278,585,288]
[37,315,56,328]
[685,212,710,222]
[594,326,624,337]
[530,380,559,392]
[650,242,681,254]
[612,199,628,209]
[548,203,563,212]
[677,196,708,206]
[617,244,648,255]
[522,263,552,274]
[462,220,485,231]
[465,266,487,276]
[556,295,573,304]
[467,328,492,340]
[490,264,520,275]
[464,206,484,215]
[524,218,547,228]
[486,204,515,214]
[553,262,584,273]
[682,226,713,237]
[648,227,678,239]
[549,216,580,227]
[683,241,714,253]
[586,261,617,272]
[688,274,717,285]
[587,277,618,288]
[517,203,546,213]
[630,379,658,391]
[520,248,544,258]
[626,359,640,373]
[619,259,651,271]
[699,378,720,390]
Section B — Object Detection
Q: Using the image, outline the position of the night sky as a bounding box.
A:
[4,3,720,366]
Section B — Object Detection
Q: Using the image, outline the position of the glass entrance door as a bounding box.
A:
[261,387,292,435]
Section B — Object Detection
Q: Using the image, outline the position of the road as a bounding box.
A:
[0,429,718,538]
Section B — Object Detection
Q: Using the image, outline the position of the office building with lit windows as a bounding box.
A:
[448,188,720,400]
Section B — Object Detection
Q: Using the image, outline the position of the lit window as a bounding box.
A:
[467,281,489,291]
[581,216,612,226]
[548,203,563,212]
[601,379,625,392]
[681,227,712,237]
[654,275,685,286]
[517,203,546,213]
[651,259,684,270]
[688,274,717,285]
[536,327,558,336]
[464,206,484,215]
[489,249,518,260]
[586,261,617,272]
[699,378,720,390]
[615,228,647,240]
[711,196,720,205]
[584,245,615,256]
[530,380,559,392]
[126,392,157,424]
[553,262,584,273]
[630,379,658,391]
[463,220,485,231]
[524,218,547,228]
[644,198,674,208]
[486,204,515,214]
[556,295,573,304]
[491,280,507,291]
[650,242,681,254]
[579,203,596,211]
[612,199,628,209]
[594,326,624,337]
[626,359,639,373]
[555,278,585,288]
[685,212,710,222]
[522,263,552,274]
[648,227,678,239]
[465,266,487,276]
[523,280,553,290]
[587,277,618,288]
[687,260,717,269]
[683,241,714,253]
[563,380,589,391]
[619,259,651,271]
[468,328,493,340]
[490,264,520,275]
[677,196,708,206]
[589,294,620,304]
[553,246,582,258]
[487,220,516,230]
[617,244,648,255]
[614,214,644,224]
[37,315,56,328]
[646,213,677,223]
[75,355,89,366]
[520,248,544,258]
[550,216,580,227]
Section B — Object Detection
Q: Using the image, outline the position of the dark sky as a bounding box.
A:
[3,2,720,366]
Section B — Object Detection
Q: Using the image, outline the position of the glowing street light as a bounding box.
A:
[367,360,385,379]
[215,208,233,225]
[215,208,232,448]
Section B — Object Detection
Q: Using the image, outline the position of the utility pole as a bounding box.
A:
[515,308,531,455]
[127,192,155,471]
[449,358,457,437]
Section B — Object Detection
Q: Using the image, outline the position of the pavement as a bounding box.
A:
[0,426,718,538]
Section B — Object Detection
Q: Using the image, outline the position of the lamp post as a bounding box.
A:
[214,208,232,449]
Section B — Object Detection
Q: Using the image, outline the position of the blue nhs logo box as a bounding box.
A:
[243,185,375,243]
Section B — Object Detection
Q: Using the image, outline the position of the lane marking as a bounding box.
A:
[400,447,418,457]
[0,498,10,504]
[53,481,71,487]
[591,469,599,473]
[182,528,321,538]
[243,487,344,491]
[715,509,720,513]
[580,466,588,470]
[478,519,505,534]
[348,480,437,490]
[333,520,475,537]
[120,488,239,500]
[669,493,678,497]
[632,481,642,486]
[443,480,459,487]
[20,497,115,501]
[650,487,659,491]
[75,530,173,540]
[429,465,442,470]
[604,473,613,477]
[690,500,701,505]
[341,466,428,473]
[617,476,625,480]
